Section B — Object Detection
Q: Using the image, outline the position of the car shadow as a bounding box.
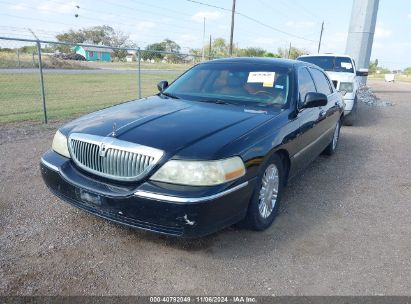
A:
[115,104,379,255]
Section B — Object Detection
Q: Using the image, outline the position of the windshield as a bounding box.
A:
[163,63,291,108]
[298,56,354,73]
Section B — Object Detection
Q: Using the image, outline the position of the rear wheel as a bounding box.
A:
[323,120,341,156]
[244,154,285,231]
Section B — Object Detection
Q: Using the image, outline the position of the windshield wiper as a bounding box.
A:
[161,92,180,99]
[199,99,238,105]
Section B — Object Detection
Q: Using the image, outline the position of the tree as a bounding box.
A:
[237,47,266,57]
[212,38,228,57]
[404,67,411,76]
[369,58,379,74]
[277,46,308,59]
[55,25,135,60]
[143,39,182,62]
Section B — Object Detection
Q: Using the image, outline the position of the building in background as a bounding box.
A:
[74,45,113,62]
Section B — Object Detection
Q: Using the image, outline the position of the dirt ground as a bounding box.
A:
[0,80,410,295]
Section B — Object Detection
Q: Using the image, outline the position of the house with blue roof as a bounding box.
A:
[74,45,113,62]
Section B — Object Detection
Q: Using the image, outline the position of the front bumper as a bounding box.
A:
[343,97,355,115]
[40,150,255,238]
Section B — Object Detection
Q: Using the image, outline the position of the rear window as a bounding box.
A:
[309,68,333,95]
[298,56,354,73]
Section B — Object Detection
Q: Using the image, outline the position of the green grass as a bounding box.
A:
[0,72,181,123]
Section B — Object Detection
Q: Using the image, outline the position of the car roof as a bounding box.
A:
[204,57,310,69]
[298,53,353,59]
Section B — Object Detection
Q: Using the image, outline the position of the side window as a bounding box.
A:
[297,67,316,104]
[310,68,333,95]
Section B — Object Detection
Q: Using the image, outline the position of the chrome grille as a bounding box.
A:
[68,133,164,181]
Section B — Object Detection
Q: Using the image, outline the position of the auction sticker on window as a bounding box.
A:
[341,62,352,69]
[247,71,275,84]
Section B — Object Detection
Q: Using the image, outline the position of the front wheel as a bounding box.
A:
[244,154,285,231]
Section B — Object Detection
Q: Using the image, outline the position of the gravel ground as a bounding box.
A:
[0,80,410,296]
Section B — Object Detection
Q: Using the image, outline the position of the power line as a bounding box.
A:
[186,0,232,12]
[185,0,317,42]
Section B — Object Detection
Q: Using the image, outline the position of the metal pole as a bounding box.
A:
[17,49,20,68]
[229,0,236,56]
[202,17,205,61]
[317,21,324,53]
[137,48,141,99]
[209,35,212,59]
[288,42,292,59]
[345,0,380,84]
[36,41,47,124]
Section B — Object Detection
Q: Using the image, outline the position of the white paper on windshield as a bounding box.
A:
[247,72,275,84]
[341,62,352,69]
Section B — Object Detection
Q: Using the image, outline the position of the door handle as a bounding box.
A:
[319,110,326,117]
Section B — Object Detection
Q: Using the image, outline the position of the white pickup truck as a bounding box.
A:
[297,54,368,126]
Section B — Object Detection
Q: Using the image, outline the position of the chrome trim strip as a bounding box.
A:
[134,181,249,203]
[40,157,59,172]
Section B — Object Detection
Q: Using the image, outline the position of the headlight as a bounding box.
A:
[339,82,354,93]
[150,156,246,186]
[52,130,71,158]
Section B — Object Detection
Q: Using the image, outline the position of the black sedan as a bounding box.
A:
[40,58,344,238]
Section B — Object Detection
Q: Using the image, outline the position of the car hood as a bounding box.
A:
[326,71,356,82]
[61,96,277,157]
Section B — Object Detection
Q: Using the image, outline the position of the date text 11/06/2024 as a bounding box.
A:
[149,296,257,303]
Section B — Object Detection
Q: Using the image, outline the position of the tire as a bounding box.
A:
[243,154,285,231]
[343,95,358,126]
[323,120,341,156]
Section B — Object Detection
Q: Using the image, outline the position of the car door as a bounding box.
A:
[308,67,341,148]
[292,66,326,170]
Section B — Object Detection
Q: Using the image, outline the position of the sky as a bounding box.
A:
[0,0,410,69]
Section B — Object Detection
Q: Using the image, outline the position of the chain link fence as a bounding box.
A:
[0,36,206,123]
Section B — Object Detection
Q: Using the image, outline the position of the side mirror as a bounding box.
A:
[303,92,328,108]
[356,68,369,76]
[157,80,169,92]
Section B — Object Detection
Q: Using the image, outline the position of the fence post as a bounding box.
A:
[36,41,47,124]
[137,48,141,99]
[17,49,20,68]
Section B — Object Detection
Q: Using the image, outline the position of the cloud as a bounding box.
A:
[8,3,27,11]
[176,34,201,46]
[321,32,347,54]
[253,37,279,46]
[374,25,392,39]
[136,21,156,32]
[285,21,316,28]
[191,11,223,22]
[408,13,411,19]
[37,1,78,14]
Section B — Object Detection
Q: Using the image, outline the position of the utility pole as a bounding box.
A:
[209,35,212,59]
[288,42,292,59]
[317,21,324,53]
[201,17,206,61]
[229,0,236,56]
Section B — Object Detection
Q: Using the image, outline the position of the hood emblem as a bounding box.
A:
[111,122,117,137]
[99,143,107,157]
